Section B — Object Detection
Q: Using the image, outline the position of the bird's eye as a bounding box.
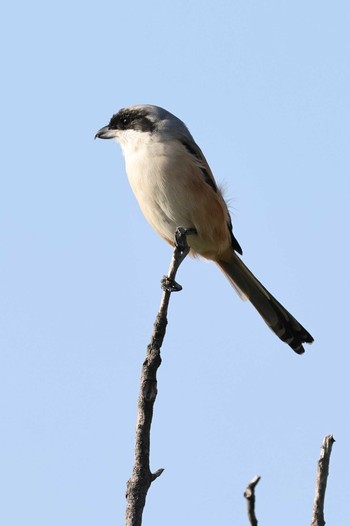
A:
[120,113,132,129]
[109,112,132,130]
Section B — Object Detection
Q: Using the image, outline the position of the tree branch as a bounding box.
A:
[244,475,261,526]
[125,227,193,526]
[311,434,335,526]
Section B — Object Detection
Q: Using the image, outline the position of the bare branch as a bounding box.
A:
[244,475,261,526]
[311,434,335,526]
[125,228,192,526]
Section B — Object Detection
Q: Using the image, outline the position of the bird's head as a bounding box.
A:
[95,104,192,149]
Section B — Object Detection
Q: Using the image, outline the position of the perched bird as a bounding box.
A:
[95,105,313,354]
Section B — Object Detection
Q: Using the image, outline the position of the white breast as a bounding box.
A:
[121,136,195,242]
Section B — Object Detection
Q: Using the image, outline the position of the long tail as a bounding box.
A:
[217,255,313,354]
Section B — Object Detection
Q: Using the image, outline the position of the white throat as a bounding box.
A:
[115,129,155,157]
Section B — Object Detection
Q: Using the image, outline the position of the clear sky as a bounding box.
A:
[1,1,349,524]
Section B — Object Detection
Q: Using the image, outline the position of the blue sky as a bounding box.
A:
[1,1,349,524]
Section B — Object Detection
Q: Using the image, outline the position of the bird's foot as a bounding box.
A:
[161,276,183,292]
[160,227,197,292]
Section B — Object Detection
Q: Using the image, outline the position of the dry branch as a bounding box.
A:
[244,475,261,526]
[125,228,193,526]
[311,434,335,526]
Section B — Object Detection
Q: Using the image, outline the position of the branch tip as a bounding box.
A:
[311,434,335,526]
[151,468,164,482]
[244,475,260,526]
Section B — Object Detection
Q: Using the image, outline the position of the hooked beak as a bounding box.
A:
[94,125,116,140]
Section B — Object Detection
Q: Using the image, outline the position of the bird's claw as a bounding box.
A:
[161,276,183,292]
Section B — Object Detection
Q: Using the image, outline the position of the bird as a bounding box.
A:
[95,104,313,354]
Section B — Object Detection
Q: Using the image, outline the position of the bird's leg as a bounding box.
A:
[161,227,197,292]
[173,227,196,266]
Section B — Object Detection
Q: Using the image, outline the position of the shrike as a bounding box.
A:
[95,105,313,354]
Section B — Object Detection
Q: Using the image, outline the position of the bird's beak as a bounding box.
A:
[94,125,116,140]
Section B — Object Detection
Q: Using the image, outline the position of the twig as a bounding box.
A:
[244,475,261,526]
[125,227,193,526]
[311,434,335,526]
